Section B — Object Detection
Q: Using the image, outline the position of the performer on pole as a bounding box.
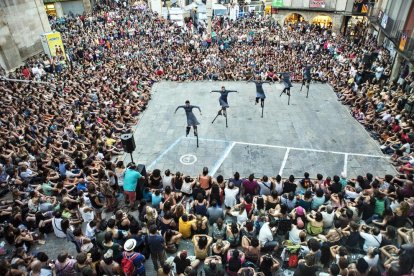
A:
[279,71,293,105]
[175,100,202,137]
[247,76,272,107]
[211,86,238,127]
[301,63,313,98]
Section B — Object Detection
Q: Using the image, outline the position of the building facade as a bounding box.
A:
[268,0,373,34]
[43,0,92,17]
[367,0,414,78]
[0,0,51,70]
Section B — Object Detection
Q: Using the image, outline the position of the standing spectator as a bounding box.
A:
[147,225,166,271]
[99,249,122,276]
[123,163,145,210]
[122,239,145,276]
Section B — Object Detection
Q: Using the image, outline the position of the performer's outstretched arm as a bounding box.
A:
[211,90,221,93]
[174,106,184,113]
[194,106,202,114]
[228,90,238,93]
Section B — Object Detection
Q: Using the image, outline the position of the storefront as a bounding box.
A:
[311,14,332,28]
[284,13,305,25]
[44,2,57,16]
[342,15,367,35]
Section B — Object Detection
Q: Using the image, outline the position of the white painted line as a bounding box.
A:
[210,142,236,176]
[148,137,183,169]
[279,148,290,176]
[343,153,348,177]
[182,136,388,159]
[234,141,387,159]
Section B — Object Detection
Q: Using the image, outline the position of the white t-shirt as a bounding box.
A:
[364,254,379,268]
[163,175,173,189]
[52,218,67,238]
[66,170,77,178]
[181,182,193,194]
[79,206,94,223]
[258,223,274,245]
[321,211,335,228]
[288,225,302,244]
[85,223,96,239]
[274,181,283,195]
[224,187,239,208]
[230,209,248,225]
[258,181,272,195]
[360,232,382,252]
[115,168,125,187]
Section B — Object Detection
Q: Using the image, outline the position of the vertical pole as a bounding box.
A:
[130,152,134,164]
[261,102,264,118]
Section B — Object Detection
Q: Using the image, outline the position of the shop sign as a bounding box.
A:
[309,0,325,8]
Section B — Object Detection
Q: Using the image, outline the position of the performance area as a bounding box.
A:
[131,81,395,178]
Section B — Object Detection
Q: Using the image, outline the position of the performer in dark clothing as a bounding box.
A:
[247,77,272,107]
[211,86,238,126]
[279,72,293,105]
[175,100,202,137]
[301,64,313,96]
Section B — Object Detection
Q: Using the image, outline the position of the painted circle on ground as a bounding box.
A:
[180,154,197,165]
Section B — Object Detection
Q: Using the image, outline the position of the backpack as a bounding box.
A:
[288,254,299,268]
[121,252,139,276]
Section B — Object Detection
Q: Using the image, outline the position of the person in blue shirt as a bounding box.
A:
[76,178,88,192]
[123,163,145,210]
[151,190,163,210]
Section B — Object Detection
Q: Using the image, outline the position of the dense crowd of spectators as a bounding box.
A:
[1,0,414,275]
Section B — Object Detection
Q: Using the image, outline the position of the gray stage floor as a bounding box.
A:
[129,81,395,179]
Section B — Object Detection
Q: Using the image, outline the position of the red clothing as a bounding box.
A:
[242,179,258,195]
[392,124,401,133]
[22,68,31,79]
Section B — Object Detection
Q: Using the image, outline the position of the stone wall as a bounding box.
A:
[272,9,344,34]
[0,0,51,71]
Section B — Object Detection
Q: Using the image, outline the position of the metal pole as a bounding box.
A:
[261,101,264,118]
[130,152,134,164]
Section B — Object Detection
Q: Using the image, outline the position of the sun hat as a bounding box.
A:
[124,239,137,251]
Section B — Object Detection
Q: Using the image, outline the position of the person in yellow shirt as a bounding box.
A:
[178,214,196,239]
